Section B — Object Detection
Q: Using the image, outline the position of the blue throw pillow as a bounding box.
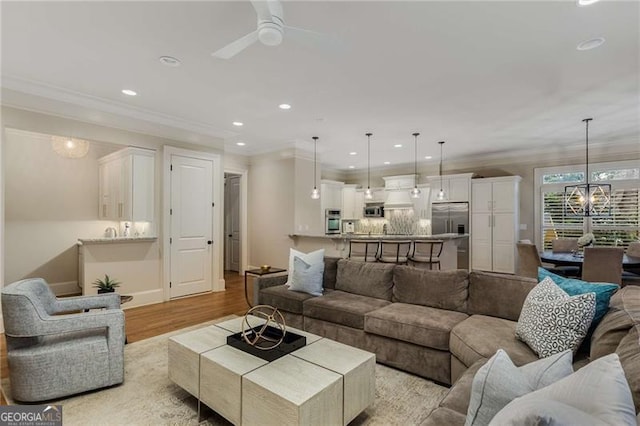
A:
[537,268,618,334]
[288,256,324,296]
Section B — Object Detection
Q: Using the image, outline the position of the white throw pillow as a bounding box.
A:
[515,277,596,358]
[285,248,324,286]
[490,353,636,426]
[287,256,324,296]
[465,349,573,426]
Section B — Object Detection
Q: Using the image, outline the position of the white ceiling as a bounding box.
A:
[2,1,639,171]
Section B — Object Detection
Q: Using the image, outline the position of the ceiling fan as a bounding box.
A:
[212,0,331,59]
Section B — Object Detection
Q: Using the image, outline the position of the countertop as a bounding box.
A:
[289,233,468,240]
[78,236,158,245]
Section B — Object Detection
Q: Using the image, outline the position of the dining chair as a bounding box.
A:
[550,238,581,277]
[348,239,380,262]
[622,242,640,286]
[582,247,624,285]
[627,242,640,258]
[408,240,444,270]
[516,243,542,279]
[377,240,412,264]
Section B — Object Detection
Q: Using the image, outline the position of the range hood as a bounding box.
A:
[384,190,413,209]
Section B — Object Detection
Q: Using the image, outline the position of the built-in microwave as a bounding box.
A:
[363,203,384,218]
[325,209,341,235]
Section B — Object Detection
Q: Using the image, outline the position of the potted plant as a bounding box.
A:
[93,274,121,293]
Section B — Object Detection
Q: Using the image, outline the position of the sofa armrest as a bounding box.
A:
[253,274,288,306]
[54,293,121,312]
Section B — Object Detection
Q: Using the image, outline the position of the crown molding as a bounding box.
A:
[1,76,234,140]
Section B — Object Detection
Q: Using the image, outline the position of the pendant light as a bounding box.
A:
[410,132,421,199]
[437,141,446,201]
[51,135,90,158]
[310,136,320,199]
[564,118,611,216]
[364,133,373,199]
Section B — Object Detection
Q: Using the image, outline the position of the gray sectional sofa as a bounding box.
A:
[255,257,640,424]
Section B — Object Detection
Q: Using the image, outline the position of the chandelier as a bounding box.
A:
[564,118,611,217]
[51,136,90,159]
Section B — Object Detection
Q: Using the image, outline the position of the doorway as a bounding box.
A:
[224,173,241,272]
[163,147,223,299]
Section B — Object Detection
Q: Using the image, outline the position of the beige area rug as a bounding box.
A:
[2,316,448,425]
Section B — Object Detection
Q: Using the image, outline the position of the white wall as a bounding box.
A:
[4,129,120,294]
[248,154,295,269]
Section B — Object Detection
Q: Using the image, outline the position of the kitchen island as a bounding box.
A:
[288,233,469,270]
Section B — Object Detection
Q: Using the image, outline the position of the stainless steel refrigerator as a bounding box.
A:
[431,202,469,269]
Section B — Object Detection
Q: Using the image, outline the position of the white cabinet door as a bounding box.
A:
[471,212,492,270]
[98,162,111,219]
[412,187,431,219]
[471,181,492,213]
[448,177,470,202]
[492,213,516,273]
[342,186,357,219]
[131,153,155,222]
[492,181,517,213]
[354,191,364,219]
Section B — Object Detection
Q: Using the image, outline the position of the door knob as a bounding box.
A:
[207,240,213,245]
[228,234,232,237]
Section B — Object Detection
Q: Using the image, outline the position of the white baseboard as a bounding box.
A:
[49,280,82,296]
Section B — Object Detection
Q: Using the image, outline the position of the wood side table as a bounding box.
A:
[244,267,286,308]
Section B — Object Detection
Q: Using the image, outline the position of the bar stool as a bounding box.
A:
[408,240,444,270]
[348,239,380,262]
[377,240,412,264]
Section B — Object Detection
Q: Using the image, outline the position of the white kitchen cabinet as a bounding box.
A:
[98,147,155,222]
[354,190,365,219]
[471,176,521,274]
[320,180,344,211]
[427,173,473,203]
[412,185,431,220]
[342,185,358,219]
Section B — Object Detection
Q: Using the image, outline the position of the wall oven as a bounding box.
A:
[325,209,342,235]
[363,203,384,218]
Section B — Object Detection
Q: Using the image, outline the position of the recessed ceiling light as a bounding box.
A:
[577,37,605,51]
[121,89,137,96]
[394,144,402,148]
[384,161,391,165]
[577,0,600,6]
[348,165,355,169]
[236,142,246,146]
[232,121,244,127]
[349,152,357,156]
[159,56,181,67]
[424,156,433,160]
[279,103,291,110]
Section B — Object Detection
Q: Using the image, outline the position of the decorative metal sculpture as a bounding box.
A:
[241,305,287,350]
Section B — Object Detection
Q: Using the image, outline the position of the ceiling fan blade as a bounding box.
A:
[250,0,277,22]
[212,30,259,59]
[284,25,343,52]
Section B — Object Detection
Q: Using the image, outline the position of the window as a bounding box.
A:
[535,161,640,250]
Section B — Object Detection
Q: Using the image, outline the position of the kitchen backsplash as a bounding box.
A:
[355,211,432,235]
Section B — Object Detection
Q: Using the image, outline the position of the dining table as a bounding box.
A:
[540,250,640,274]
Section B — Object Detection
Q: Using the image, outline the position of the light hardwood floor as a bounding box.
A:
[0,271,250,405]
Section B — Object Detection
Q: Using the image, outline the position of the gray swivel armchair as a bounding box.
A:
[1,278,125,402]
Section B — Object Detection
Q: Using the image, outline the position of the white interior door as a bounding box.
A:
[226,175,241,271]
[170,155,213,298]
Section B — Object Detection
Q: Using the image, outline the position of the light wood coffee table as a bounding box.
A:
[168,317,375,425]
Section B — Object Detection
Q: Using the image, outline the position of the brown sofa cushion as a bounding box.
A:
[616,325,640,412]
[440,358,486,415]
[364,303,468,350]
[323,256,340,290]
[591,285,640,360]
[420,407,465,426]
[450,315,538,368]
[393,266,469,313]
[260,284,318,314]
[468,271,537,321]
[335,259,395,301]
[302,290,391,329]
